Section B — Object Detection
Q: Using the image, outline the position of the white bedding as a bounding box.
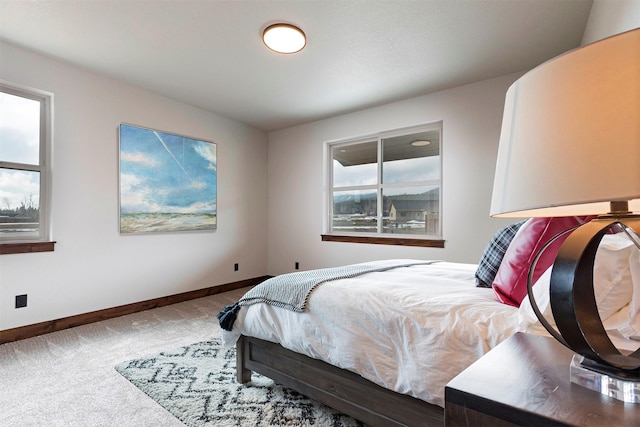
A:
[222,259,519,407]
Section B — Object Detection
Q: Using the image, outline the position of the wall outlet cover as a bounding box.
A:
[15,294,27,308]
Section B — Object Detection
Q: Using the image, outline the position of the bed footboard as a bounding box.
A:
[236,335,444,427]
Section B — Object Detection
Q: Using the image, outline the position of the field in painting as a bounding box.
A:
[120,213,217,234]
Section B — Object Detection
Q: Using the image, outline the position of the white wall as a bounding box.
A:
[581,0,640,45]
[266,73,522,276]
[0,42,268,331]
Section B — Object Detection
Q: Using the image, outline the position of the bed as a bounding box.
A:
[219,259,520,426]
[217,218,640,426]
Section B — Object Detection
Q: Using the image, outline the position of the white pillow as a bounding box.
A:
[518,232,638,346]
[593,232,636,320]
[604,243,640,345]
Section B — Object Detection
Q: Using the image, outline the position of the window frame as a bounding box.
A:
[323,122,444,247]
[0,81,54,251]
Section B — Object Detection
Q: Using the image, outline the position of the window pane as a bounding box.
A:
[0,92,41,165]
[332,141,378,187]
[0,168,40,234]
[382,186,439,235]
[382,132,440,184]
[332,190,377,233]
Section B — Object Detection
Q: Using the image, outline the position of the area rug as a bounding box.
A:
[115,339,364,427]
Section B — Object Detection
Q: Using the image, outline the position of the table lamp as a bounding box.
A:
[490,28,640,401]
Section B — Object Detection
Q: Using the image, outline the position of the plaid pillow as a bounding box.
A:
[475,220,526,288]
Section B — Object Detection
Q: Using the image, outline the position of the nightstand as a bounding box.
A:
[445,332,639,426]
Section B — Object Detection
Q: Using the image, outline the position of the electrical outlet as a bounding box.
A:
[295,262,299,270]
[15,294,27,309]
[234,263,239,271]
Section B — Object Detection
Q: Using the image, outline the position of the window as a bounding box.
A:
[324,123,443,247]
[0,82,53,250]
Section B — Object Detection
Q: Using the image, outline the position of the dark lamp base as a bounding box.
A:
[550,216,640,370]
[580,356,640,380]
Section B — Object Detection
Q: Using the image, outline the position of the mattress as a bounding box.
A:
[221,259,520,407]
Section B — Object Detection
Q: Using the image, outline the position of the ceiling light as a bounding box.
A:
[410,140,431,147]
[263,23,306,54]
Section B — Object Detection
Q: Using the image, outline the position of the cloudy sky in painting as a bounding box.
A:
[119,124,216,215]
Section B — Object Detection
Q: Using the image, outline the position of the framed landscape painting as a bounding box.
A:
[119,124,217,234]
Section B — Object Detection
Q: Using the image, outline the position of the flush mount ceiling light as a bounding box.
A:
[263,23,306,54]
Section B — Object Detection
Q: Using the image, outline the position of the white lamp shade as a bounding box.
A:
[491,28,640,218]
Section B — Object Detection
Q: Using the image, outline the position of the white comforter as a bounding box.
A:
[222,259,519,407]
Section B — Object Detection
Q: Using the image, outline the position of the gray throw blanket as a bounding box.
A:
[218,260,440,331]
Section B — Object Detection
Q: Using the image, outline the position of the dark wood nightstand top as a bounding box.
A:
[445,332,640,427]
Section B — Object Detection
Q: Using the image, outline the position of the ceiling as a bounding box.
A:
[0,0,593,132]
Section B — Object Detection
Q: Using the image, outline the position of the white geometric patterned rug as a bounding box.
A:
[115,339,364,427]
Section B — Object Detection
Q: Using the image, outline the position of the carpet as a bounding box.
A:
[115,339,364,427]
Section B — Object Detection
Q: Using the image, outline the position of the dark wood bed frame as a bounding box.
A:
[236,335,444,426]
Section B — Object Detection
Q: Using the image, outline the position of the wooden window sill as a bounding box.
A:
[321,234,444,248]
[0,241,56,255]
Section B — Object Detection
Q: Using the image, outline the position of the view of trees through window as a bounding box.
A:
[329,124,442,238]
[0,171,40,234]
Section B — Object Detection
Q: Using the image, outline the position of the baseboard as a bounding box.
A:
[0,275,270,345]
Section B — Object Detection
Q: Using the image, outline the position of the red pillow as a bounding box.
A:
[492,216,594,307]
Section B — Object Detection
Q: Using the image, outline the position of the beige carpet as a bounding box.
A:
[0,287,248,427]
